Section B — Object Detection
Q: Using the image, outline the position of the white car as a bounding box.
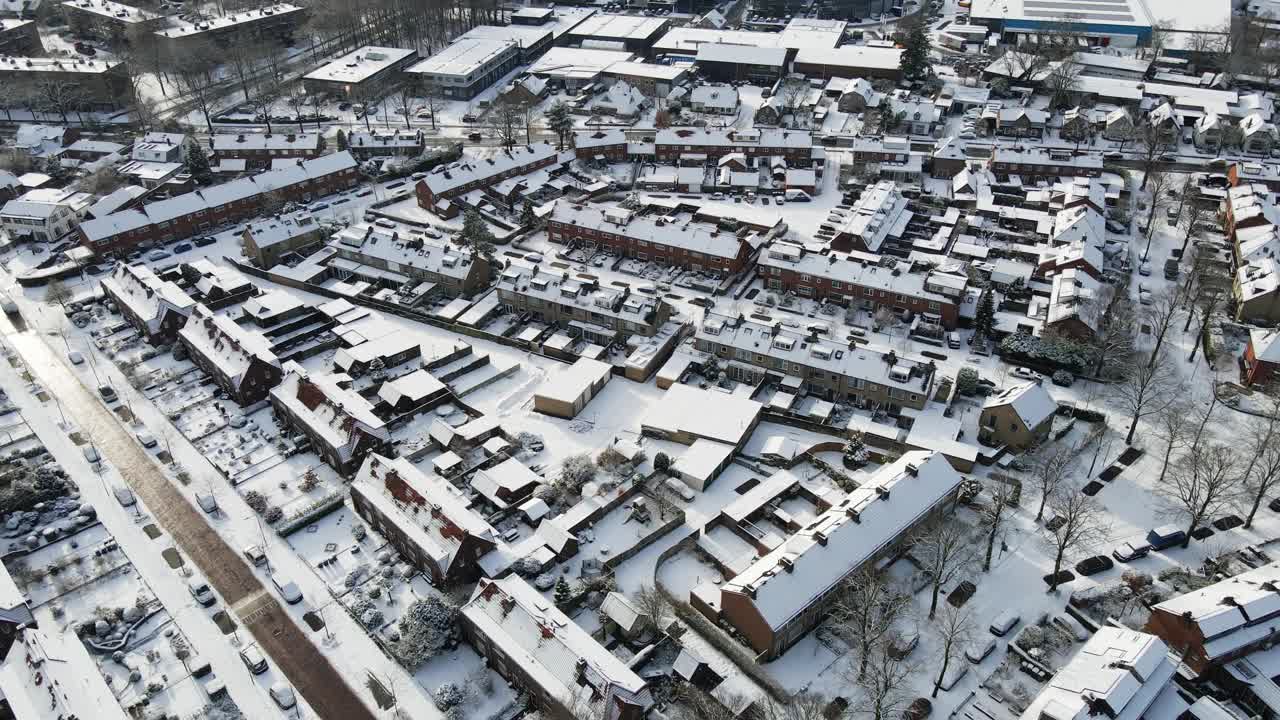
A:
[965,636,997,663]
[1138,262,1152,276]
[67,351,84,365]
[135,431,157,448]
[1012,367,1043,382]
[270,683,296,709]
[271,573,302,604]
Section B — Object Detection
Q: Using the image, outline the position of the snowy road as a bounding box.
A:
[0,314,376,720]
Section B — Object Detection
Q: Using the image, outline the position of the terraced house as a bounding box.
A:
[496,267,672,344]
[178,305,282,405]
[694,313,935,413]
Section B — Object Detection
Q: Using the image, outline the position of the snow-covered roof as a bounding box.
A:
[641,383,762,447]
[591,80,647,116]
[0,628,129,720]
[178,304,279,386]
[348,129,425,151]
[758,243,961,306]
[353,454,496,575]
[418,143,557,198]
[534,357,612,406]
[87,185,146,218]
[1252,329,1280,364]
[696,42,786,67]
[456,23,553,51]
[303,46,416,84]
[689,82,739,109]
[723,451,962,630]
[332,330,421,373]
[377,368,446,408]
[605,59,686,81]
[271,363,389,462]
[528,46,635,80]
[462,576,652,715]
[80,152,357,243]
[157,3,304,38]
[332,221,479,281]
[567,12,666,40]
[101,263,195,334]
[1046,268,1100,332]
[984,381,1056,429]
[1153,561,1280,660]
[672,438,735,483]
[0,55,120,74]
[243,210,319,249]
[61,0,161,24]
[1020,628,1175,720]
[793,44,902,71]
[600,592,647,633]
[471,458,542,508]
[836,180,912,252]
[550,202,757,261]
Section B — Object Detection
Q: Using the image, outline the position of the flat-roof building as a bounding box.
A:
[302,46,419,99]
[61,0,165,42]
[0,19,40,55]
[533,357,613,419]
[153,3,305,52]
[404,38,520,99]
[970,0,1230,49]
[603,60,689,97]
[0,56,130,110]
[528,46,636,90]
[564,13,669,56]
[454,24,554,62]
[792,45,903,81]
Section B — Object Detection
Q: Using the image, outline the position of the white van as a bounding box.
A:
[270,573,302,604]
[989,609,1021,636]
[947,331,961,349]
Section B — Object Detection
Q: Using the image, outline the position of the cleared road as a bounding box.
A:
[1,320,375,720]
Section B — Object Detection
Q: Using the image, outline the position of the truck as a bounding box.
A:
[1146,525,1187,551]
[1164,257,1180,279]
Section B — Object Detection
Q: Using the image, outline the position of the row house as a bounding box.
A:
[77,151,359,253]
[546,202,761,275]
[461,575,653,720]
[240,211,323,269]
[329,222,491,297]
[756,242,966,329]
[991,148,1103,182]
[694,313,935,413]
[270,364,391,476]
[210,132,323,171]
[831,180,912,253]
[572,129,629,162]
[710,452,961,659]
[350,455,499,587]
[100,263,195,344]
[346,129,425,160]
[178,304,282,406]
[995,108,1048,139]
[654,128,813,165]
[496,267,672,345]
[415,143,559,207]
[0,188,93,243]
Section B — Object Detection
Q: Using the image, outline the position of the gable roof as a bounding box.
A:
[983,381,1057,429]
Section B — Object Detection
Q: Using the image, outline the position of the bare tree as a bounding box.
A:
[1027,444,1074,522]
[389,78,420,130]
[1187,285,1226,363]
[491,102,524,149]
[1042,490,1109,592]
[999,48,1051,82]
[914,519,977,619]
[981,477,1018,572]
[1115,350,1178,445]
[671,685,738,720]
[931,606,972,699]
[34,80,86,125]
[758,693,829,720]
[247,81,283,134]
[851,643,914,720]
[1162,444,1240,547]
[632,584,670,630]
[1142,286,1184,365]
[420,85,444,131]
[45,279,72,307]
[1044,59,1082,109]
[173,43,221,133]
[225,37,263,102]
[1141,170,1174,257]
[1136,123,1173,190]
[1180,201,1210,254]
[1241,394,1280,528]
[1153,399,1194,485]
[1085,288,1136,378]
[830,567,907,679]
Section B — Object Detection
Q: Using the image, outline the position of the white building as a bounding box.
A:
[1019,628,1179,720]
[0,187,92,242]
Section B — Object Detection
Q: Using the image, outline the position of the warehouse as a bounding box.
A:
[529,46,636,90]
[695,43,787,85]
[404,38,520,99]
[454,24,554,62]
[302,46,419,99]
[532,357,613,419]
[792,45,903,81]
[969,0,1230,49]
[564,13,669,56]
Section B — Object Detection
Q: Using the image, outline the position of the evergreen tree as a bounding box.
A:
[554,577,572,607]
[899,24,933,81]
[519,199,537,229]
[42,155,67,183]
[335,128,348,152]
[975,290,996,340]
[545,101,574,150]
[185,142,213,185]
[459,209,496,259]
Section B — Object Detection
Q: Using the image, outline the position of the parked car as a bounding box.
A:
[1074,555,1113,576]
[1012,367,1043,382]
[903,698,932,720]
[1213,515,1244,531]
[270,683,297,709]
[965,636,997,663]
[187,577,216,607]
[135,431,157,448]
[1112,540,1150,562]
[947,580,976,607]
[98,385,118,402]
[83,446,101,465]
[989,609,1021,636]
[937,662,968,690]
[1138,262,1151,276]
[193,236,216,247]
[68,351,84,365]
[172,242,193,254]
[243,544,268,567]
[1146,525,1187,551]
[146,250,172,262]
[271,573,302,604]
[239,646,268,674]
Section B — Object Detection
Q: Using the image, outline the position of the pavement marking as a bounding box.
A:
[231,590,273,624]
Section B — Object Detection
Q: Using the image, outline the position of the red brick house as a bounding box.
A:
[349,454,498,587]
[177,305,282,405]
[78,152,359,254]
[1243,328,1280,387]
[210,132,324,171]
[100,263,196,344]
[654,127,813,164]
[415,143,558,207]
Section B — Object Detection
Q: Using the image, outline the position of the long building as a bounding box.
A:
[100,263,195,344]
[757,242,968,329]
[78,151,359,253]
[210,131,323,171]
[0,56,129,111]
[693,313,936,412]
[705,451,961,660]
[404,38,520,100]
[270,364,391,475]
[546,202,765,276]
[302,46,419,99]
[178,304,282,405]
[414,143,558,207]
[0,19,40,55]
[61,0,166,42]
[153,3,305,53]
[329,222,492,298]
[496,266,673,344]
[654,127,814,164]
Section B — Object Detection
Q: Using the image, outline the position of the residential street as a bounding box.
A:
[0,311,376,720]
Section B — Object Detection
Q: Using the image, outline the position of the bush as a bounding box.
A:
[555,453,596,496]
[243,490,268,514]
[999,333,1094,373]
[653,452,671,473]
[434,682,471,711]
[391,596,459,669]
[300,468,320,492]
[264,506,283,524]
[1052,370,1075,387]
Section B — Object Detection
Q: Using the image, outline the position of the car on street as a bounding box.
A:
[239,646,268,674]
[1138,262,1151,276]
[146,250,171,262]
[271,573,302,604]
[187,577,216,607]
[172,242,192,254]
[1075,555,1113,576]
[270,683,297,709]
[1112,540,1150,562]
[1103,151,1124,160]
[965,636,997,663]
[193,236,216,247]
[99,385,118,402]
[135,431,157,448]
[243,545,268,567]
[68,351,84,365]
[1012,367,1043,382]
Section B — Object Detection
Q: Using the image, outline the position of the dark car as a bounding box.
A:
[947,580,976,608]
[172,242,192,254]
[1192,526,1216,540]
[1043,570,1074,586]
[1270,497,1280,512]
[83,265,105,275]
[98,385,118,402]
[193,236,216,247]
[903,698,932,720]
[1046,515,1067,532]
[1212,515,1244,531]
[1075,555,1113,576]
[1082,480,1103,496]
